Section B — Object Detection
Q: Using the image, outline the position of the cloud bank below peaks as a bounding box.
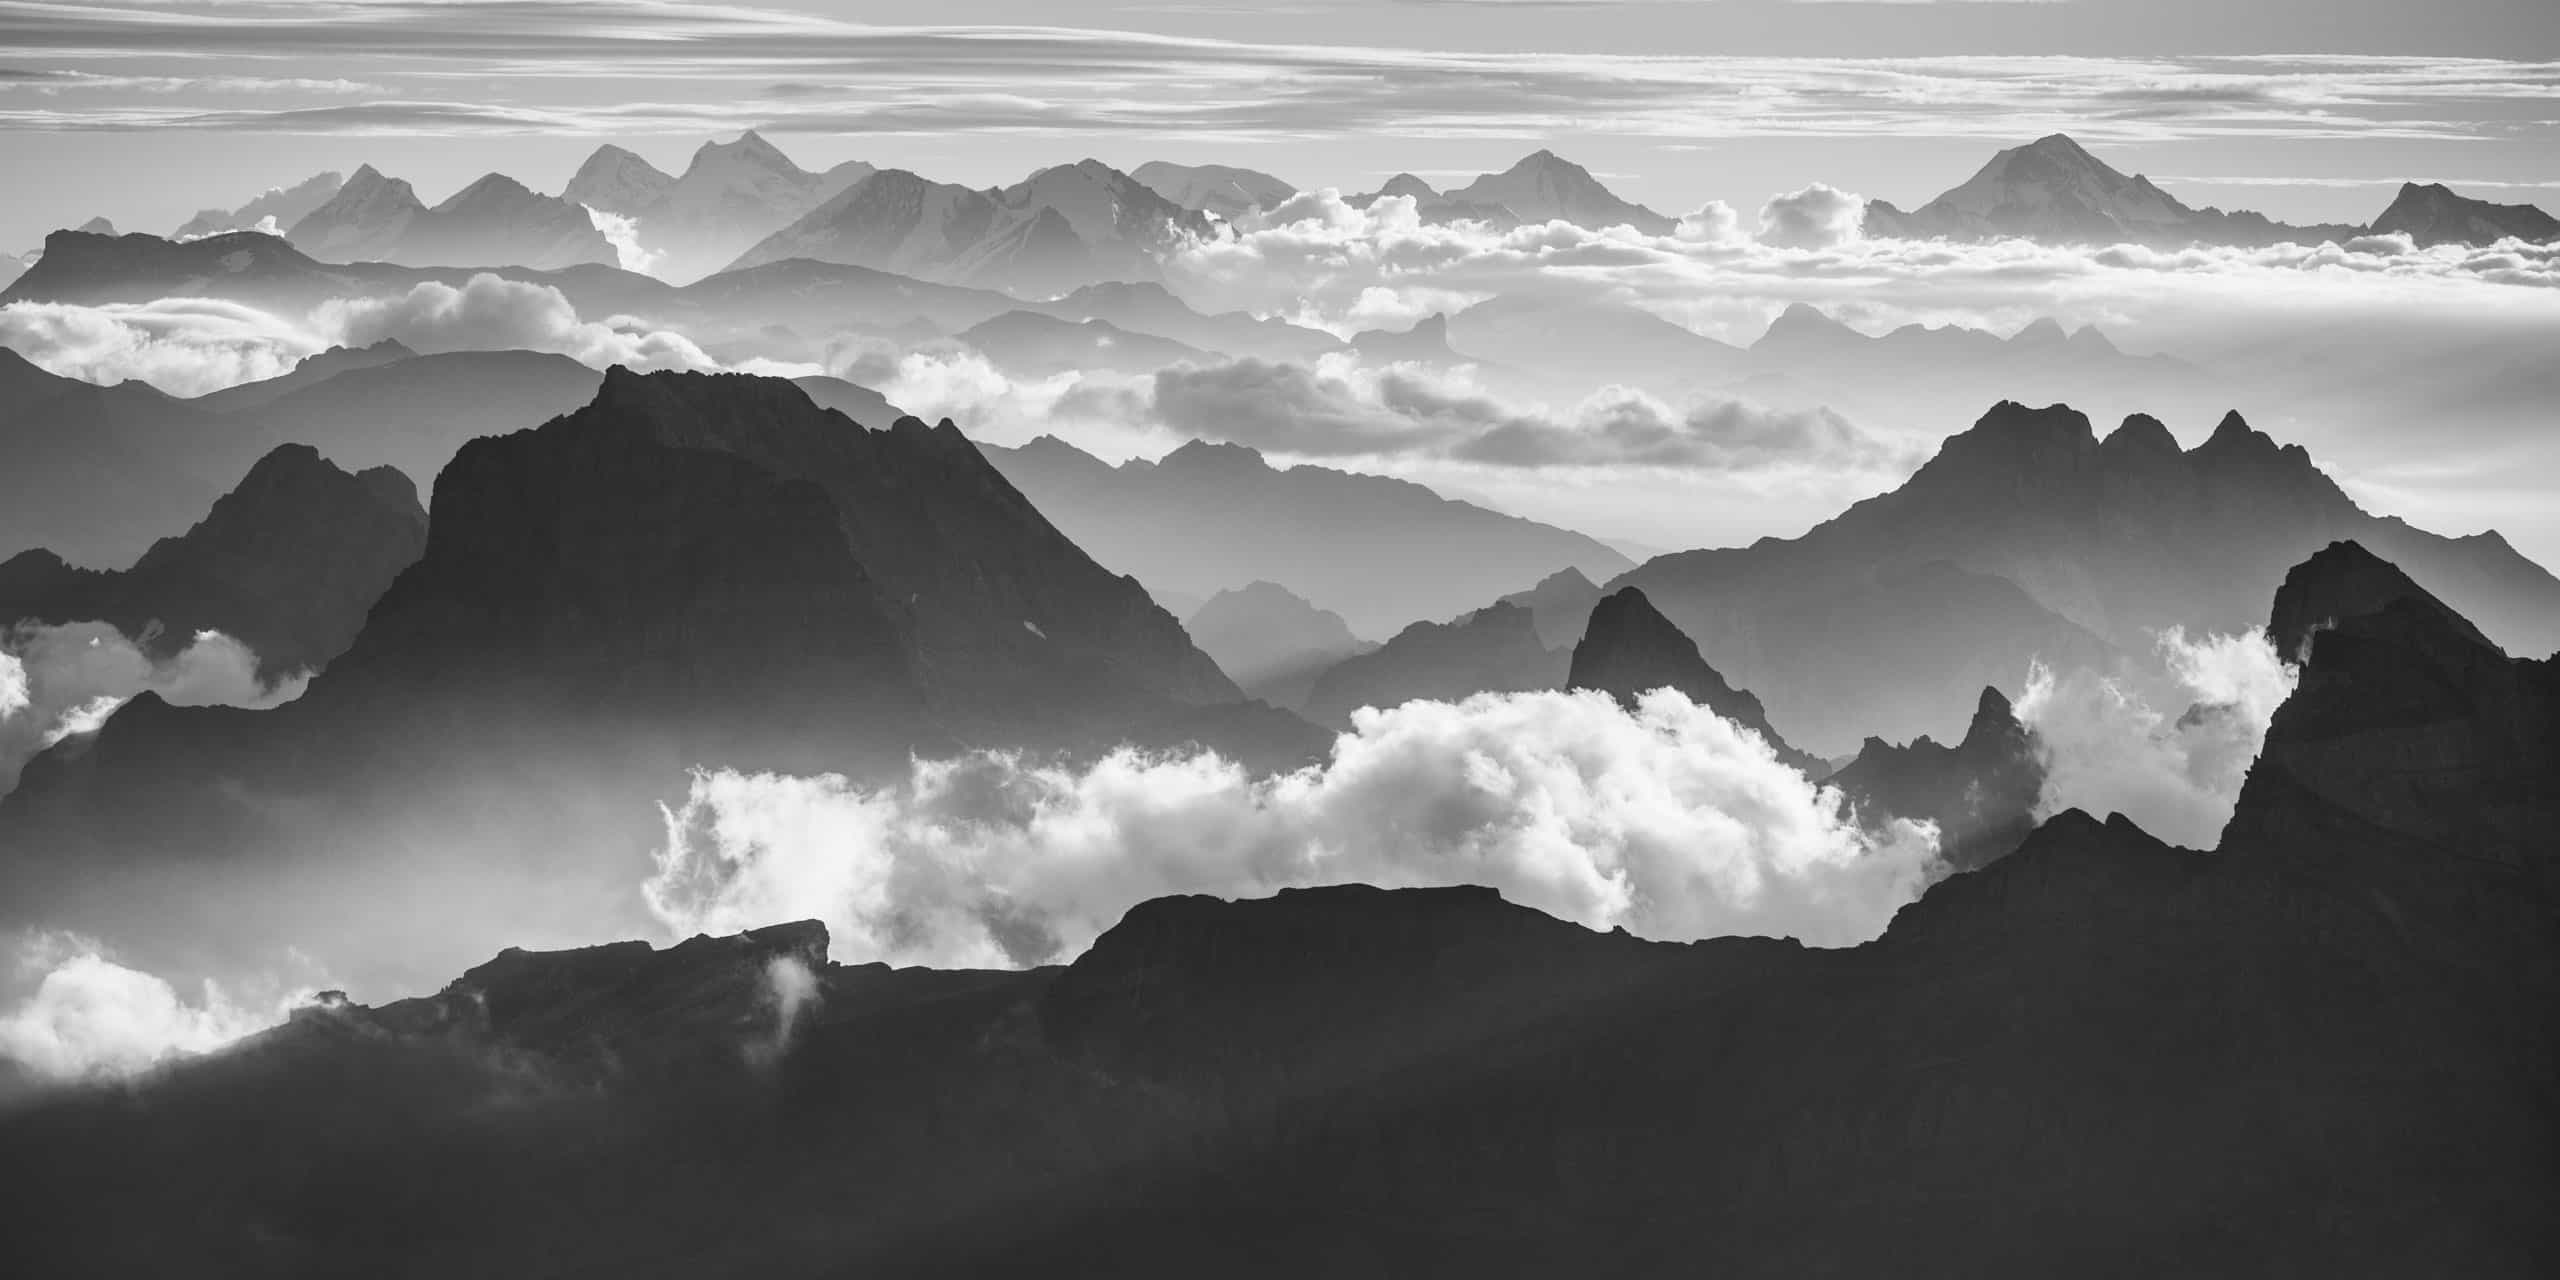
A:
[645,688,1946,970]
[0,930,320,1084]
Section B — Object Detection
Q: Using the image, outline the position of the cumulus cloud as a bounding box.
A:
[0,622,310,794]
[0,296,324,395]
[1757,183,1867,250]
[645,688,1944,969]
[316,274,716,371]
[2015,626,2298,848]
[0,932,311,1082]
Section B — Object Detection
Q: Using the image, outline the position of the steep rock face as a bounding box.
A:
[1566,587,1823,776]
[0,444,426,676]
[2369,182,2559,247]
[2228,543,2558,889]
[1829,686,2044,870]
[1300,601,1563,729]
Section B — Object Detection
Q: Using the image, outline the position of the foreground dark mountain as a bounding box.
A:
[7,546,2548,1277]
[979,435,1631,638]
[1612,400,2560,754]
[0,370,1280,992]
[0,444,425,677]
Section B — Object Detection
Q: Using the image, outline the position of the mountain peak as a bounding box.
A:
[2265,539,2494,661]
[2100,413,2180,458]
[1159,438,1269,474]
[1568,587,1820,774]
[689,129,802,177]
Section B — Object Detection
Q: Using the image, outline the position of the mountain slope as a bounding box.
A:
[1565,586,1823,776]
[0,443,425,677]
[977,434,1632,638]
[2368,182,2560,247]
[173,172,344,239]
[1444,150,1676,233]
[1864,133,2360,247]
[1613,399,2560,754]
[1130,162,1296,219]
[1185,581,1368,708]
[558,132,874,281]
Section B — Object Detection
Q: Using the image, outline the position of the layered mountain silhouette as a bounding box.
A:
[1443,149,1677,234]
[287,166,616,269]
[1348,172,1521,227]
[559,131,875,282]
[1866,133,2552,248]
[0,443,425,678]
[1300,600,1566,729]
[977,434,1630,638]
[956,311,1211,378]
[1610,400,2560,754]
[1,369,1285,990]
[1185,581,1370,708]
[1131,162,1296,220]
[0,347,257,567]
[1565,587,1825,776]
[1030,281,1341,363]
[11,546,2548,1276]
[727,159,1211,296]
[173,171,343,240]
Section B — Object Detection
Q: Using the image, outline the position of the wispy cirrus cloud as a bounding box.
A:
[0,3,2550,146]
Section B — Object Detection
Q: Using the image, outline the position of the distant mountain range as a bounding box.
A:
[727,159,1212,298]
[12,544,2548,1275]
[1611,400,2560,754]
[978,434,1631,639]
[174,172,344,240]
[1867,133,2553,248]
[560,132,875,282]
[1130,162,1297,220]
[288,166,617,270]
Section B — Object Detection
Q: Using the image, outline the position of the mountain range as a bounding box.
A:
[559,132,876,282]
[1866,133,2554,248]
[7,543,2547,1275]
[287,166,617,270]
[1609,400,2560,754]
[978,434,1631,638]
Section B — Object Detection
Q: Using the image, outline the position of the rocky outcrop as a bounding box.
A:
[1828,685,2044,869]
[1567,586,1824,776]
[0,443,425,676]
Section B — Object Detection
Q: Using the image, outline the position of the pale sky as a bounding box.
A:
[3,0,2557,249]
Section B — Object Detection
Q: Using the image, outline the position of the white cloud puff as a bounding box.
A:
[315,273,716,372]
[1757,183,1867,250]
[2015,626,2298,848]
[0,296,324,395]
[0,622,309,794]
[644,688,1944,970]
[0,932,307,1082]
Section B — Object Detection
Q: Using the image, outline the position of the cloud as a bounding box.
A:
[2014,626,2298,848]
[1757,182,1866,249]
[1150,352,1913,471]
[0,622,310,795]
[0,932,310,1083]
[0,296,325,396]
[745,954,818,1067]
[581,205,665,277]
[644,687,1945,969]
[315,273,718,371]
[0,5,2548,150]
